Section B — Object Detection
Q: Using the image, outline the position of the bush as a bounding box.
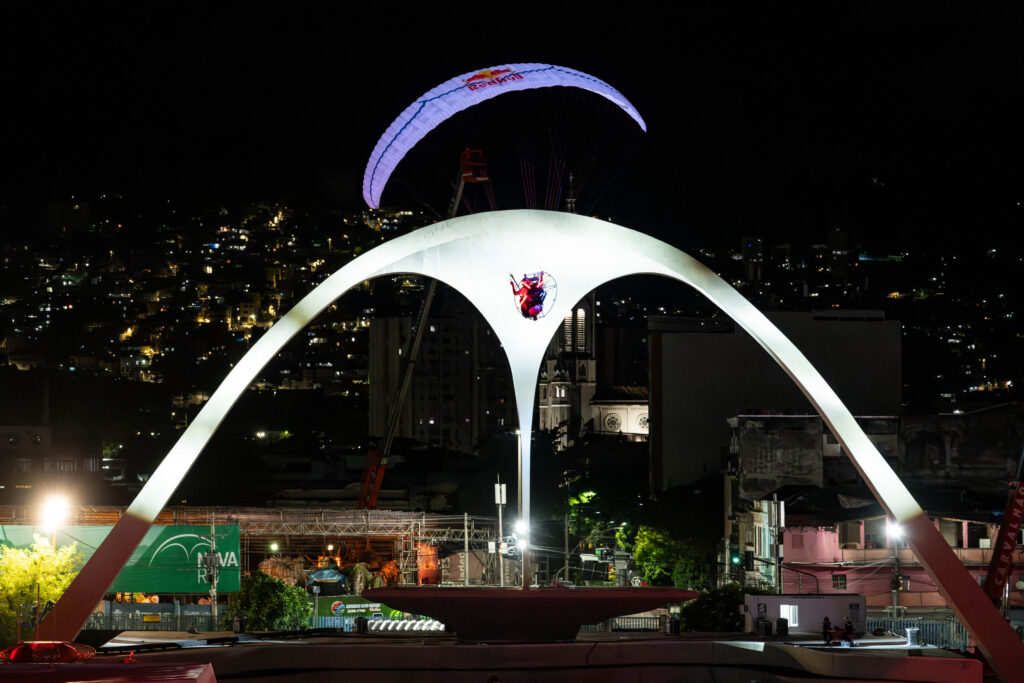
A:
[678,584,773,632]
[224,573,310,631]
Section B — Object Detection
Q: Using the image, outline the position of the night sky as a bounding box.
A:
[1,4,1022,250]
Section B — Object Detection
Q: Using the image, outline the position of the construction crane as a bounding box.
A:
[358,150,494,509]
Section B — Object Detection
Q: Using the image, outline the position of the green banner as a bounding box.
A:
[0,524,240,593]
[315,595,402,618]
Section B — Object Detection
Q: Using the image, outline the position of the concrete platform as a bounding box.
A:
[364,585,698,643]
[102,630,262,648]
[33,631,980,682]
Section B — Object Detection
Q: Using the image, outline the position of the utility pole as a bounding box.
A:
[463,513,469,586]
[774,495,785,594]
[207,513,220,630]
[495,475,506,587]
[891,539,901,616]
[563,513,570,581]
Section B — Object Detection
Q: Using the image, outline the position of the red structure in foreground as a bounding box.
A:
[364,586,698,643]
[1,662,216,682]
[0,641,96,664]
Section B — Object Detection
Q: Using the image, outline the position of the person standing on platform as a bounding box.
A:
[823,616,832,645]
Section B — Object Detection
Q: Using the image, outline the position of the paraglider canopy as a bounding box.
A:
[362,63,647,209]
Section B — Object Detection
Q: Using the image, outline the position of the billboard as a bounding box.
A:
[0,525,240,593]
[313,595,402,618]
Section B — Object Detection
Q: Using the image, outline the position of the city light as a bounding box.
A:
[40,494,70,534]
[514,519,529,548]
[270,542,279,552]
[40,494,71,549]
[886,520,904,540]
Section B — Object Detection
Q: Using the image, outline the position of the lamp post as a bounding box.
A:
[495,475,506,587]
[886,520,904,617]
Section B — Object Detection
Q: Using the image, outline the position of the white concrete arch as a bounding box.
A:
[45,211,1023,677]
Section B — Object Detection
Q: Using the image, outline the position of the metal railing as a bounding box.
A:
[308,615,358,631]
[80,612,448,635]
[866,617,970,652]
[82,612,215,633]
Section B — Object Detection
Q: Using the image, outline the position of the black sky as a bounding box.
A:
[1,3,1022,250]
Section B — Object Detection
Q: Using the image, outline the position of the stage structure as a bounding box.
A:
[42,211,1024,679]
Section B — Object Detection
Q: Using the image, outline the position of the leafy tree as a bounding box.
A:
[224,572,310,631]
[567,490,601,536]
[629,525,713,589]
[0,537,82,646]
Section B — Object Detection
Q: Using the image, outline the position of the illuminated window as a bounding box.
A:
[779,604,799,627]
[832,574,847,590]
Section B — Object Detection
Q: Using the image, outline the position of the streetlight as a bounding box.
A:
[40,495,70,549]
[886,519,904,617]
[514,519,530,549]
[270,542,279,553]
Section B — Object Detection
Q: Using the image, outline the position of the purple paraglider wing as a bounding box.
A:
[362,63,647,208]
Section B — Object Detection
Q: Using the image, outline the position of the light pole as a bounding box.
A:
[495,475,506,587]
[886,520,904,617]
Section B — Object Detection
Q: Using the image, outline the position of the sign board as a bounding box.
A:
[0,525,241,593]
[984,483,1024,602]
[315,595,402,618]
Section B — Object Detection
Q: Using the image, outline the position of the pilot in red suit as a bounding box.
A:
[510,273,546,319]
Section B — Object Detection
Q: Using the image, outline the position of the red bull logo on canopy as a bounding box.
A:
[464,67,523,91]
[463,67,512,83]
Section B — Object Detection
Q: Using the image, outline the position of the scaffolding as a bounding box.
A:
[0,505,497,584]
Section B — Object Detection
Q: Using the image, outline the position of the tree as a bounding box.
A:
[567,490,601,537]
[628,525,713,589]
[0,537,82,646]
[678,584,775,632]
[224,572,310,631]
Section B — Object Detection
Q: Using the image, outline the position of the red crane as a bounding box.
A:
[358,150,493,510]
